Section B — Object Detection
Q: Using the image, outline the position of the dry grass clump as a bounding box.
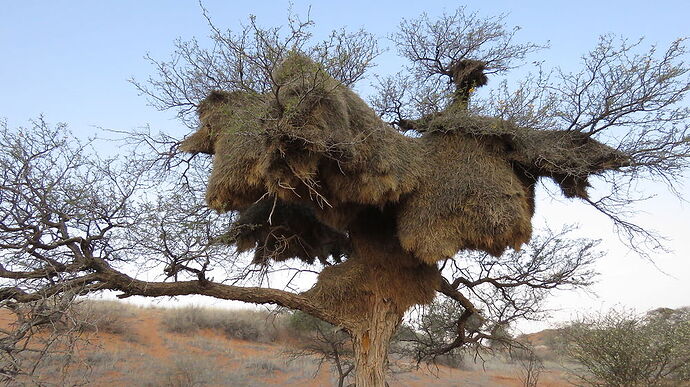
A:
[13,347,125,386]
[186,90,268,211]
[268,53,424,208]
[154,354,231,387]
[115,352,251,387]
[136,354,300,386]
[422,111,629,199]
[66,299,141,338]
[161,306,280,342]
[187,336,237,356]
[308,255,439,319]
[243,357,284,375]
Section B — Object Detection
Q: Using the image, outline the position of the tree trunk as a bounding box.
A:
[306,206,440,386]
[351,296,402,387]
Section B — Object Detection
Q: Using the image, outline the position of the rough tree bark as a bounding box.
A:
[309,207,439,386]
[351,296,401,387]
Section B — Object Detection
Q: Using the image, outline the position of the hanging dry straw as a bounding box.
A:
[220,197,349,265]
[305,206,441,318]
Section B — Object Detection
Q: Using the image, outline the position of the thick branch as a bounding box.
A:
[3,259,353,330]
[114,278,317,314]
[438,277,480,315]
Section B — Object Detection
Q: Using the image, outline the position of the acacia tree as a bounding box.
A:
[1,8,689,386]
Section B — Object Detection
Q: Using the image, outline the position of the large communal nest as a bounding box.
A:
[304,206,441,318]
[181,53,629,266]
[219,196,349,265]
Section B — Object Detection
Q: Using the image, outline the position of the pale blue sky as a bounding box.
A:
[1,1,689,331]
[2,1,688,134]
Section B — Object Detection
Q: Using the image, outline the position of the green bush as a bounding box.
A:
[560,307,690,386]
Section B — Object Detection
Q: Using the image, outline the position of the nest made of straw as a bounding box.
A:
[181,53,629,266]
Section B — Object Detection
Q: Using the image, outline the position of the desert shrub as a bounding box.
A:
[432,353,467,369]
[5,300,141,386]
[560,307,690,386]
[286,311,355,386]
[282,357,320,379]
[187,336,237,356]
[68,299,140,336]
[162,354,219,387]
[287,309,344,338]
[162,306,280,342]
[512,347,544,387]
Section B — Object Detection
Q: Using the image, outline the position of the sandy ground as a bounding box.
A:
[1,306,570,386]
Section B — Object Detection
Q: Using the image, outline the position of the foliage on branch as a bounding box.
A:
[559,307,690,386]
